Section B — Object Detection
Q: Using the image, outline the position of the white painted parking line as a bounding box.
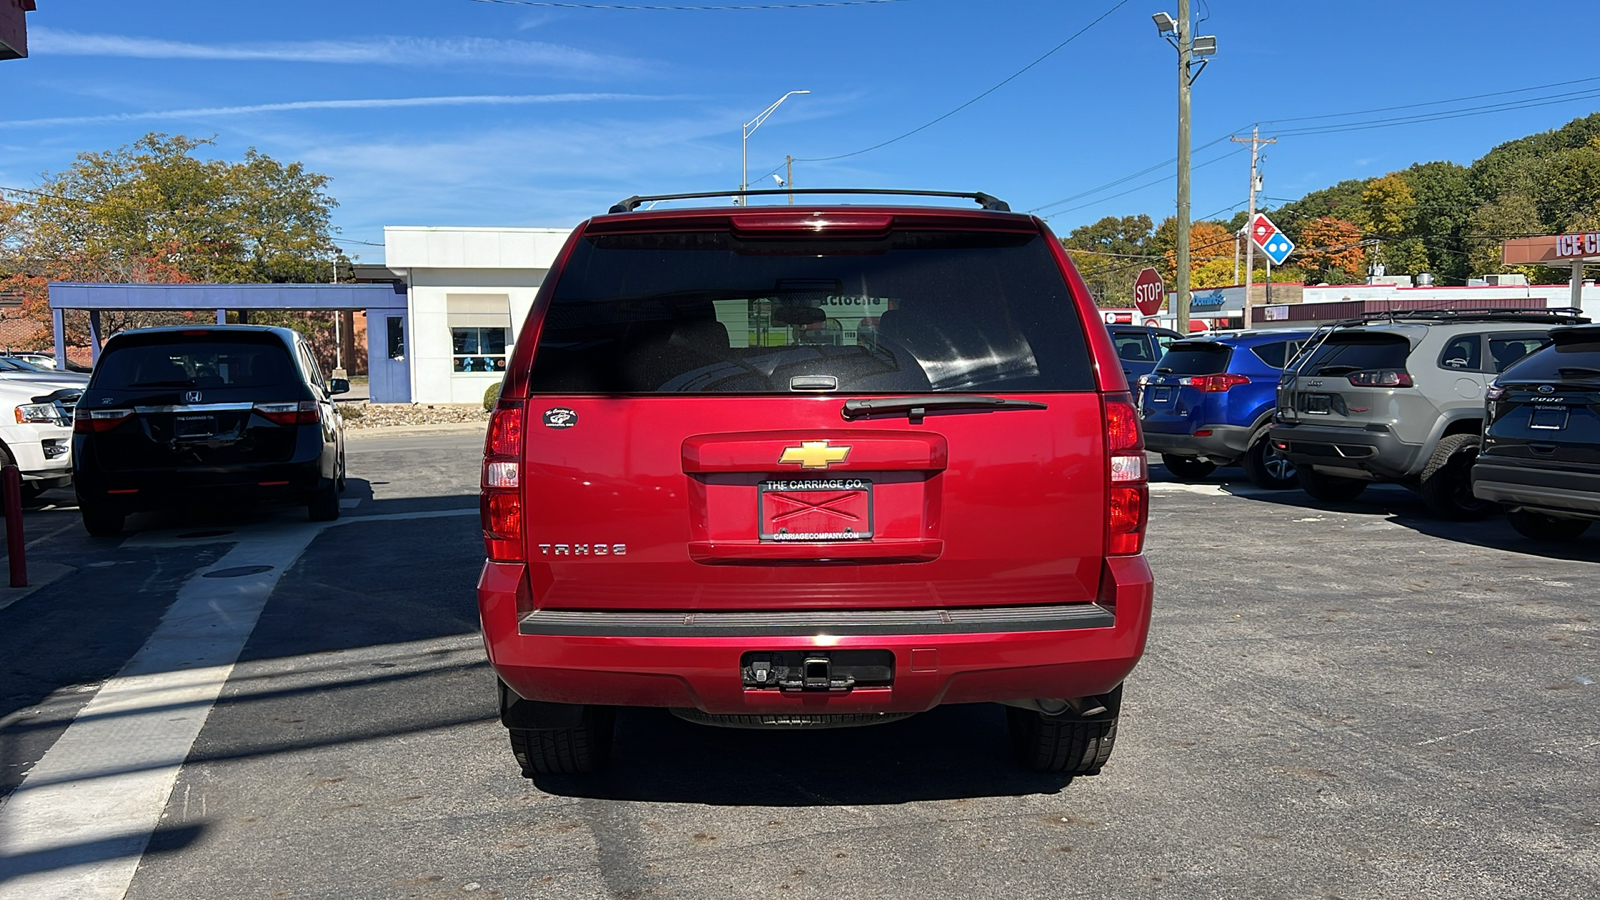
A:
[0,506,476,898]
[0,526,322,899]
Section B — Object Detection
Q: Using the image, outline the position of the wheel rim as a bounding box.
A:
[1262,445,1295,481]
[1447,452,1487,513]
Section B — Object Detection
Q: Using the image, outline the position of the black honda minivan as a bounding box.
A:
[72,325,348,536]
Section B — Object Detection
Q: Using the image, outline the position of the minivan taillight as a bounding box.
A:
[1347,369,1413,388]
[1180,373,1250,392]
[482,401,525,562]
[1104,393,1148,556]
[73,408,133,433]
[254,401,320,425]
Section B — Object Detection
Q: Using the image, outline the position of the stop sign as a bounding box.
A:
[1133,268,1165,316]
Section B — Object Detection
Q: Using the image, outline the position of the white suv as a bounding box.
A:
[0,377,82,497]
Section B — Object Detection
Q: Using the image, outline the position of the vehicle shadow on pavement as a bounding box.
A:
[532,705,1077,806]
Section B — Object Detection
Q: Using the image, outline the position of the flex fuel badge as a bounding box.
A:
[543,408,578,429]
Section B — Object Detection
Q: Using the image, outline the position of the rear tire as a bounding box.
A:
[1006,686,1122,775]
[1161,454,1217,481]
[308,478,340,522]
[1243,435,1298,490]
[1419,433,1494,520]
[1298,467,1368,503]
[80,503,125,537]
[1507,509,1591,542]
[509,706,616,775]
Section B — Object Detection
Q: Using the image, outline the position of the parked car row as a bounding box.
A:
[1130,309,1600,544]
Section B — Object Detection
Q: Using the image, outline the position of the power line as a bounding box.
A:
[791,0,1130,164]
[1259,75,1600,127]
[468,0,904,9]
[1040,147,1245,220]
[1028,131,1244,214]
[1272,88,1600,138]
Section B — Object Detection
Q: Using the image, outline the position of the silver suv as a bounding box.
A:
[1269,309,1586,518]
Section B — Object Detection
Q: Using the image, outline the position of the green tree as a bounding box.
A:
[1360,174,1417,239]
[1060,214,1156,306]
[1,133,346,352]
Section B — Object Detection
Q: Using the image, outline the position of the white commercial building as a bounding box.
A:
[383,226,572,404]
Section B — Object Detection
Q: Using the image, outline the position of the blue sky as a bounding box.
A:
[3,0,1596,261]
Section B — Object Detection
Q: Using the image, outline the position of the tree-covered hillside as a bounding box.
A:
[1064,112,1600,304]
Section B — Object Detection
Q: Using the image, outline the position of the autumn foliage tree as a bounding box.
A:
[0,133,345,355]
[1296,217,1367,284]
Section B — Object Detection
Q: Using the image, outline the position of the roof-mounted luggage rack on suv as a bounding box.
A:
[608,188,1012,214]
[1345,307,1588,326]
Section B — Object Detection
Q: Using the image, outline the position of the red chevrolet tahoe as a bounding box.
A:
[478,189,1153,777]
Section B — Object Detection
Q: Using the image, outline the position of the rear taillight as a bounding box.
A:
[254,401,320,425]
[1347,369,1413,388]
[73,408,133,434]
[1485,383,1506,400]
[1104,393,1148,556]
[1179,373,1250,392]
[482,401,525,562]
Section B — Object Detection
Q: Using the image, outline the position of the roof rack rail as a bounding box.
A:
[1338,307,1589,326]
[607,188,1012,215]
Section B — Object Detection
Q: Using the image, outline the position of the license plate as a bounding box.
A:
[1151,386,1172,402]
[759,479,872,542]
[174,415,216,439]
[1300,393,1332,415]
[1530,407,1569,430]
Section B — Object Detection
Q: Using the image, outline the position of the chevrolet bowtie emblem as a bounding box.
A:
[779,441,850,469]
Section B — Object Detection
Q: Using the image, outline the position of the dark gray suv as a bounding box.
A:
[1270,309,1585,518]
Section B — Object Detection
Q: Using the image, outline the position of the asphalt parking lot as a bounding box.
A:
[1,433,1597,899]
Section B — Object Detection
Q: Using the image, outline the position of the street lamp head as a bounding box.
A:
[1192,35,1217,57]
[1151,11,1176,34]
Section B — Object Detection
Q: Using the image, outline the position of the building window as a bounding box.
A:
[452,326,508,372]
[447,294,512,373]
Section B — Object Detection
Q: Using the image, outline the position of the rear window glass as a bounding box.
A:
[1112,333,1155,362]
[1300,332,1410,375]
[1498,338,1600,382]
[1156,342,1231,376]
[527,230,1094,393]
[1249,341,1292,369]
[95,338,296,390]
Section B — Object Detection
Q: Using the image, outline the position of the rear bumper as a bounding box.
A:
[1472,460,1600,519]
[478,555,1154,715]
[73,457,326,510]
[1269,421,1420,479]
[1143,424,1253,461]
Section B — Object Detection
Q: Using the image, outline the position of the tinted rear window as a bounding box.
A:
[527,230,1094,393]
[1300,332,1411,375]
[1156,342,1231,376]
[1499,338,1600,383]
[95,337,296,390]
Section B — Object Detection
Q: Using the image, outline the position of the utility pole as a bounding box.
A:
[1174,0,1192,332]
[1154,4,1214,332]
[1231,124,1276,328]
[786,155,794,206]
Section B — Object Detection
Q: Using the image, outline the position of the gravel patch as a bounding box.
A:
[338,402,490,430]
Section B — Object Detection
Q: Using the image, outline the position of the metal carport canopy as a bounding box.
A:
[46,282,407,368]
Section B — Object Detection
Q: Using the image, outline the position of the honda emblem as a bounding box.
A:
[183,391,202,404]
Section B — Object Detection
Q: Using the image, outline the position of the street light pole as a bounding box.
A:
[1154,7,1214,333]
[740,90,809,206]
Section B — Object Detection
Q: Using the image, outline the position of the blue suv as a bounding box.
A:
[1139,329,1315,488]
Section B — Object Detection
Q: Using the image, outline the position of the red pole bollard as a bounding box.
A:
[3,464,26,588]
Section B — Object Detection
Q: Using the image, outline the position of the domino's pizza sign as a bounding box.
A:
[1250,213,1295,266]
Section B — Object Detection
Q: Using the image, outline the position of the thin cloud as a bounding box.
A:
[9,93,675,128]
[29,28,639,74]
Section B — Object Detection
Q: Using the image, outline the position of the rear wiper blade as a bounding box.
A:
[1557,366,1600,379]
[841,395,1048,421]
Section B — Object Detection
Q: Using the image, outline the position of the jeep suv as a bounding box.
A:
[1270,309,1584,517]
[478,189,1153,776]
[1140,329,1314,488]
[1472,323,1600,542]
